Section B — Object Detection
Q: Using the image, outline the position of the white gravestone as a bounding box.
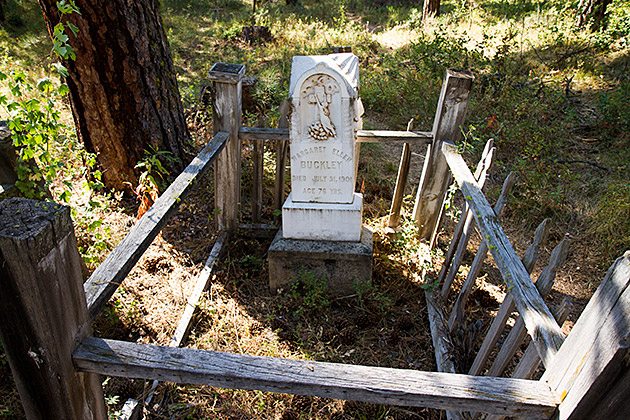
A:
[282,53,364,241]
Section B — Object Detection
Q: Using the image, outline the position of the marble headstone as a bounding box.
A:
[282,53,364,241]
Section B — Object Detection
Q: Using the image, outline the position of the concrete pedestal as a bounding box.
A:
[268,226,373,295]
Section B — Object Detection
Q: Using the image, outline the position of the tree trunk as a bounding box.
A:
[423,0,440,20]
[37,0,189,191]
[578,0,612,31]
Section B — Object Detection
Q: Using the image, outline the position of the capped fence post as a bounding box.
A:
[412,70,474,245]
[0,198,106,419]
[208,63,245,232]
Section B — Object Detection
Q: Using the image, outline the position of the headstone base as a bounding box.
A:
[268,226,373,295]
[282,192,363,241]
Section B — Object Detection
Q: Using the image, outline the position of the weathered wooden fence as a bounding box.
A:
[0,67,628,420]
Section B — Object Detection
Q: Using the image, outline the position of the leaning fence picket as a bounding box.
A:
[440,140,495,300]
[486,239,570,378]
[448,172,515,332]
[442,142,564,369]
[387,119,415,228]
[467,217,551,376]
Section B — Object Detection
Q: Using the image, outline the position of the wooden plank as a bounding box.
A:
[442,142,565,369]
[84,131,229,321]
[170,233,226,348]
[437,140,494,292]
[448,173,515,332]
[73,337,558,417]
[212,70,244,232]
[486,239,570,378]
[238,127,433,145]
[467,205,549,376]
[252,139,264,223]
[273,99,290,223]
[574,347,630,420]
[542,251,630,420]
[511,298,572,381]
[141,233,227,411]
[357,129,432,144]
[425,291,465,420]
[239,223,279,238]
[387,119,415,228]
[240,126,290,141]
[413,70,474,242]
[0,199,106,419]
[440,142,495,300]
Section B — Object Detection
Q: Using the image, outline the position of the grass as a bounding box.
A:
[1,0,629,418]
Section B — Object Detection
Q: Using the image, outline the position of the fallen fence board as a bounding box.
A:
[84,131,229,321]
[425,291,465,420]
[73,337,558,418]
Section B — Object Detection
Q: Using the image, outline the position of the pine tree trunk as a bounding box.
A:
[37,0,189,190]
[578,0,612,31]
[423,0,440,20]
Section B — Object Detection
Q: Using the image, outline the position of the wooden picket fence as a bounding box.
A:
[0,67,628,420]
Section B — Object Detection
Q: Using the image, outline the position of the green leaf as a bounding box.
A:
[67,23,79,36]
[58,84,70,96]
[52,62,69,78]
[59,190,71,203]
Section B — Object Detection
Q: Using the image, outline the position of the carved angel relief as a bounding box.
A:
[302,74,339,141]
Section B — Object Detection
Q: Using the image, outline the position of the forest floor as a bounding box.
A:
[1,0,629,419]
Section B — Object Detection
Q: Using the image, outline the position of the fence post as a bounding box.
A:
[0,198,106,419]
[208,63,245,232]
[542,250,630,420]
[412,70,474,244]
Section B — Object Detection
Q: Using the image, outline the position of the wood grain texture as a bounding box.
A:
[213,75,243,232]
[425,291,465,420]
[142,233,227,409]
[512,299,572,381]
[448,173,515,332]
[238,127,433,144]
[356,130,432,144]
[73,337,558,417]
[84,131,229,321]
[252,139,264,222]
[442,142,564,371]
[486,239,570,378]
[413,70,474,241]
[467,198,549,376]
[273,99,290,222]
[440,142,495,301]
[483,302,573,420]
[0,199,106,419]
[438,140,494,293]
[387,119,415,228]
[542,251,630,420]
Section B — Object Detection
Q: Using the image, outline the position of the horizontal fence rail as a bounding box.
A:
[73,337,559,418]
[84,131,230,321]
[441,141,565,368]
[238,127,433,145]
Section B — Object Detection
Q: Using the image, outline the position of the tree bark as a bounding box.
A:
[37,0,189,191]
[423,0,440,20]
[577,0,612,31]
